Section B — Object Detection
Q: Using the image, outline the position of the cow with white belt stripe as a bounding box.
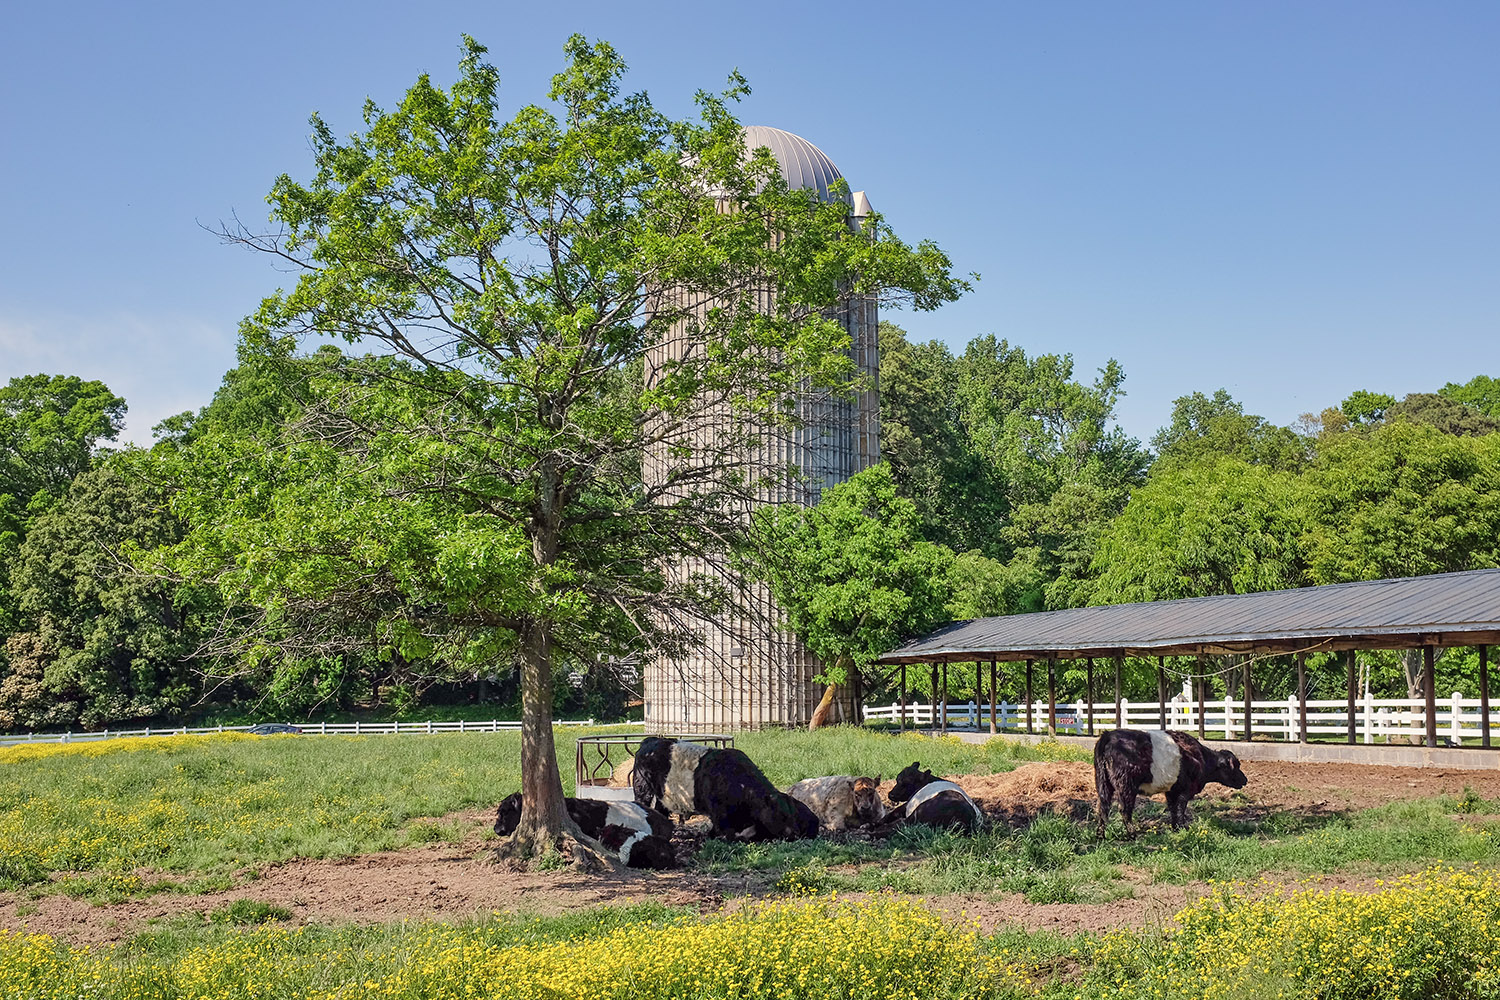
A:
[1093,729,1247,836]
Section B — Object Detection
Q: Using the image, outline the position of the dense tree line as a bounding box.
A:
[1,356,1495,729]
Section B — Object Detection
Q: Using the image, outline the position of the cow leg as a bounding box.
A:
[1117,784,1139,836]
[1166,793,1183,831]
[1095,781,1114,837]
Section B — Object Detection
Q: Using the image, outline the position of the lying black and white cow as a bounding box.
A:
[787,775,887,832]
[887,761,984,831]
[1093,729,1248,835]
[632,737,819,842]
[492,792,677,869]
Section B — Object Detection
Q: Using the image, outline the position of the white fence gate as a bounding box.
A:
[863,690,1499,745]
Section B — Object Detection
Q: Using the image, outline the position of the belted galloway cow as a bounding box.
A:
[632,737,818,842]
[493,793,677,869]
[887,761,983,831]
[787,775,886,831]
[1093,729,1247,835]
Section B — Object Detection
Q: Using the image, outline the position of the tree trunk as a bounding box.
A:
[809,681,839,729]
[1401,648,1425,699]
[498,454,614,868]
[809,656,851,730]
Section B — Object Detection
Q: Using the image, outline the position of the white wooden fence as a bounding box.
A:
[864,691,1500,746]
[0,718,597,748]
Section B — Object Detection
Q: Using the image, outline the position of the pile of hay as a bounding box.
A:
[953,762,1097,824]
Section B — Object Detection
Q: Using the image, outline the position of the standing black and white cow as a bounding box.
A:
[493,793,677,869]
[1093,729,1248,835]
[632,737,819,842]
[886,761,984,831]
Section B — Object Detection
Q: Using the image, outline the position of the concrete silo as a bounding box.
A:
[641,126,879,732]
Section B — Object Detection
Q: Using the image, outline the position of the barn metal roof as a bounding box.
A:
[878,568,1500,664]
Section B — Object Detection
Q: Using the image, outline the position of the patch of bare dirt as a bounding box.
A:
[6,760,1499,945]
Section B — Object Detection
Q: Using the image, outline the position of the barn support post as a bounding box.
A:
[1196,655,1206,739]
[1086,658,1095,736]
[1047,658,1057,737]
[929,663,938,729]
[1481,645,1491,749]
[899,663,907,732]
[975,661,983,729]
[1296,652,1308,744]
[1243,658,1253,741]
[1346,650,1357,745]
[989,661,998,735]
[1157,657,1167,730]
[1424,645,1437,748]
[941,662,949,733]
[1113,656,1123,728]
[1025,659,1034,734]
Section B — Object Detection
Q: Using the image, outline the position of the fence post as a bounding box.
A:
[1286,694,1297,742]
[354,720,361,735]
[1224,697,1233,740]
[1363,691,1374,744]
[1451,691,1464,746]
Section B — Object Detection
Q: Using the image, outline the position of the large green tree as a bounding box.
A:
[1440,374,1500,418]
[747,464,957,727]
[7,455,209,727]
[0,375,126,635]
[172,37,965,857]
[1151,389,1307,473]
[877,323,1003,555]
[1091,456,1310,604]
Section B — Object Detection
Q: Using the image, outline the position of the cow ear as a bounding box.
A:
[874,774,882,785]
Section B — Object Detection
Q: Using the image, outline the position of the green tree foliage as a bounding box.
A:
[1303,421,1500,584]
[1385,392,1500,437]
[169,36,965,852]
[878,330,1145,610]
[747,465,956,726]
[958,338,1148,609]
[877,323,1003,555]
[1440,374,1500,418]
[6,456,209,728]
[1151,389,1307,472]
[1092,456,1309,604]
[1340,389,1396,425]
[0,375,126,635]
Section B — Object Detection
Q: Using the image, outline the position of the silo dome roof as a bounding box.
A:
[741,125,849,205]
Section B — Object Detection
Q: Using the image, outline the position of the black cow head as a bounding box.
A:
[625,835,677,869]
[493,792,523,836]
[1208,749,1248,789]
[888,761,937,804]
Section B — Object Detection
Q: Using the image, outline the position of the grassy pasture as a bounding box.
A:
[0,726,1079,894]
[3,725,1499,906]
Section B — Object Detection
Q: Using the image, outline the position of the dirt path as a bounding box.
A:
[6,760,1498,945]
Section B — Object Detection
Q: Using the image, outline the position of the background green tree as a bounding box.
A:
[747,465,958,727]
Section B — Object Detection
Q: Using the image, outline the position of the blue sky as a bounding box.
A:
[2,1,1496,445]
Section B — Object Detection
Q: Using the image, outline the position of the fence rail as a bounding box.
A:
[863,693,1500,746]
[0,718,598,748]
